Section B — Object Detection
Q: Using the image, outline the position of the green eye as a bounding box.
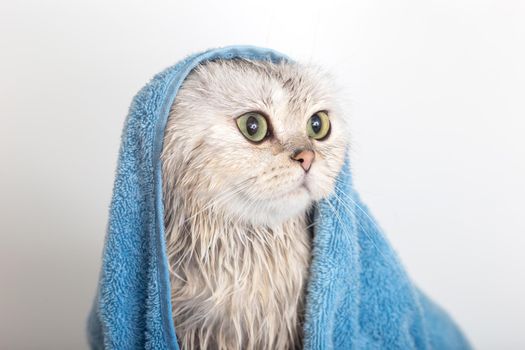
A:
[236,112,269,143]
[307,111,331,140]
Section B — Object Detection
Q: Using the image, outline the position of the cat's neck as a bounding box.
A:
[164,193,312,265]
[164,192,313,350]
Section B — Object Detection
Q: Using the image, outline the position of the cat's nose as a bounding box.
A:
[291,149,315,172]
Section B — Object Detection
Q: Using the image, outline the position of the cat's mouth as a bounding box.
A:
[284,178,311,198]
[301,178,311,194]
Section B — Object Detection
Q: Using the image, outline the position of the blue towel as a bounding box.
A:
[87,45,471,349]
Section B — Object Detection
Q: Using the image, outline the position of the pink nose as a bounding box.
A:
[291,149,315,172]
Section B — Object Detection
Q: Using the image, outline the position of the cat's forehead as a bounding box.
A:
[187,58,335,124]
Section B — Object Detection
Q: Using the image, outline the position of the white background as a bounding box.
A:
[1,0,524,349]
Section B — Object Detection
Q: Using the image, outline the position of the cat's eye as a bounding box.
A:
[307,111,330,140]
[236,112,269,143]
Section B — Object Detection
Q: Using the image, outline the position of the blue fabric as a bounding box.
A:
[87,45,471,349]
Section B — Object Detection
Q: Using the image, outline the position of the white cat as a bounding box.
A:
[161,58,349,350]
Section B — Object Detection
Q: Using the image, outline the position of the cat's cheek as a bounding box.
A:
[305,167,339,201]
[305,181,328,201]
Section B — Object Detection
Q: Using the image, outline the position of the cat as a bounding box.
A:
[161,58,349,350]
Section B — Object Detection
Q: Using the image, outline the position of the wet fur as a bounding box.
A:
[161,59,348,349]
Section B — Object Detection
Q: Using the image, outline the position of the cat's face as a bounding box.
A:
[162,59,348,227]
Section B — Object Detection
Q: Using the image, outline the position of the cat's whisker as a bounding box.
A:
[328,187,409,283]
[325,195,388,264]
[305,219,320,231]
[167,178,257,273]
[181,176,257,226]
[329,190,385,255]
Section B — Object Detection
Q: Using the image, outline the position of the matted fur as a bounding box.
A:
[161,59,348,349]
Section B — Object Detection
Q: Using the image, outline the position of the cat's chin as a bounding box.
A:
[264,187,313,226]
[224,186,313,227]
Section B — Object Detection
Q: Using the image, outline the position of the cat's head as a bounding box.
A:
[161,59,348,227]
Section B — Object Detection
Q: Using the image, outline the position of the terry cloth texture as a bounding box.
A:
[87,45,471,350]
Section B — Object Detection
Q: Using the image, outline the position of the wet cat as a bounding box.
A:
[161,58,348,349]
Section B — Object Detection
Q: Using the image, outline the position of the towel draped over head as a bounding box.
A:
[87,45,471,350]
